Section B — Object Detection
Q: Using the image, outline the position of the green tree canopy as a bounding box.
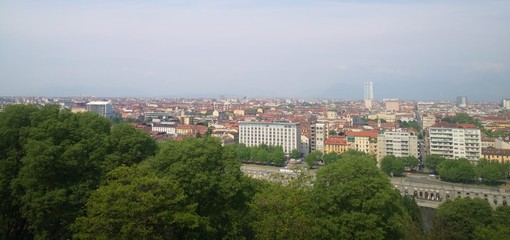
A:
[311,154,408,239]
[432,197,493,240]
[380,155,405,176]
[425,154,446,173]
[402,156,420,170]
[305,151,323,169]
[73,166,201,240]
[143,137,259,239]
[476,159,506,184]
[290,149,301,159]
[249,182,314,239]
[438,158,476,183]
[0,105,158,239]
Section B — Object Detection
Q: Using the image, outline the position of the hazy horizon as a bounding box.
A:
[1,0,509,101]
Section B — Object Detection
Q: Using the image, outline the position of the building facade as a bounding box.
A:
[384,99,400,112]
[86,101,114,118]
[310,121,328,153]
[324,137,348,154]
[377,129,419,161]
[428,123,481,161]
[239,121,301,155]
[456,96,468,108]
[346,131,379,155]
[481,148,510,164]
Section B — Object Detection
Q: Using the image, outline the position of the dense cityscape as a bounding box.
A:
[2,88,510,239]
[2,0,510,239]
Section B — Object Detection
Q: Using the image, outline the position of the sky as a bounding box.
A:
[1,0,509,101]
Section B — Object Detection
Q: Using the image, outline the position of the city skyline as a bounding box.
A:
[1,0,510,101]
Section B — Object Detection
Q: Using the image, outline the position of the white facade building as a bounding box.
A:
[151,123,176,134]
[377,129,418,161]
[239,121,301,155]
[86,101,114,118]
[428,123,481,161]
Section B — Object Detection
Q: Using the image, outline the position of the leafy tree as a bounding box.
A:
[143,137,258,239]
[311,154,408,239]
[269,146,285,165]
[474,206,510,240]
[476,159,505,184]
[11,106,113,239]
[323,152,341,165]
[425,154,445,173]
[398,120,421,132]
[290,149,301,159]
[328,130,338,136]
[432,197,493,240]
[249,183,314,239]
[402,156,420,170]
[305,151,323,169]
[103,123,158,173]
[0,105,158,239]
[401,196,425,239]
[380,155,405,176]
[73,166,200,240]
[438,158,476,183]
[0,105,39,239]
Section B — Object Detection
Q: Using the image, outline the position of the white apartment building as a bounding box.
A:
[86,101,114,118]
[310,121,328,153]
[428,123,481,161]
[239,121,301,155]
[377,129,418,161]
[151,123,176,134]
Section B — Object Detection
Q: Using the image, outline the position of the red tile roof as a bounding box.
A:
[346,131,379,138]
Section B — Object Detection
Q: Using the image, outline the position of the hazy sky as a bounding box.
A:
[1,0,509,101]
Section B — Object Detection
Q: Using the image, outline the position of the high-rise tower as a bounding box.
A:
[364,81,374,100]
[364,81,374,109]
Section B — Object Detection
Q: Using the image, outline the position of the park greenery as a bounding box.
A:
[398,120,422,132]
[305,150,373,168]
[225,143,285,166]
[1,105,508,239]
[380,155,420,176]
[426,155,508,184]
[432,197,510,240]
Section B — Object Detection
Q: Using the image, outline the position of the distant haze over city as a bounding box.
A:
[1,1,509,101]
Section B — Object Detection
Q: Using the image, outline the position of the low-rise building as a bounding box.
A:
[481,148,510,163]
[346,130,379,155]
[324,137,348,154]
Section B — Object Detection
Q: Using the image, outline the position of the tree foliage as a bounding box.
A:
[432,197,493,240]
[226,143,286,166]
[290,149,301,159]
[438,158,476,183]
[380,155,405,176]
[311,155,408,239]
[397,120,421,131]
[305,151,323,168]
[425,154,446,173]
[73,166,200,240]
[248,183,314,239]
[0,105,157,239]
[143,137,259,239]
[476,159,506,184]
